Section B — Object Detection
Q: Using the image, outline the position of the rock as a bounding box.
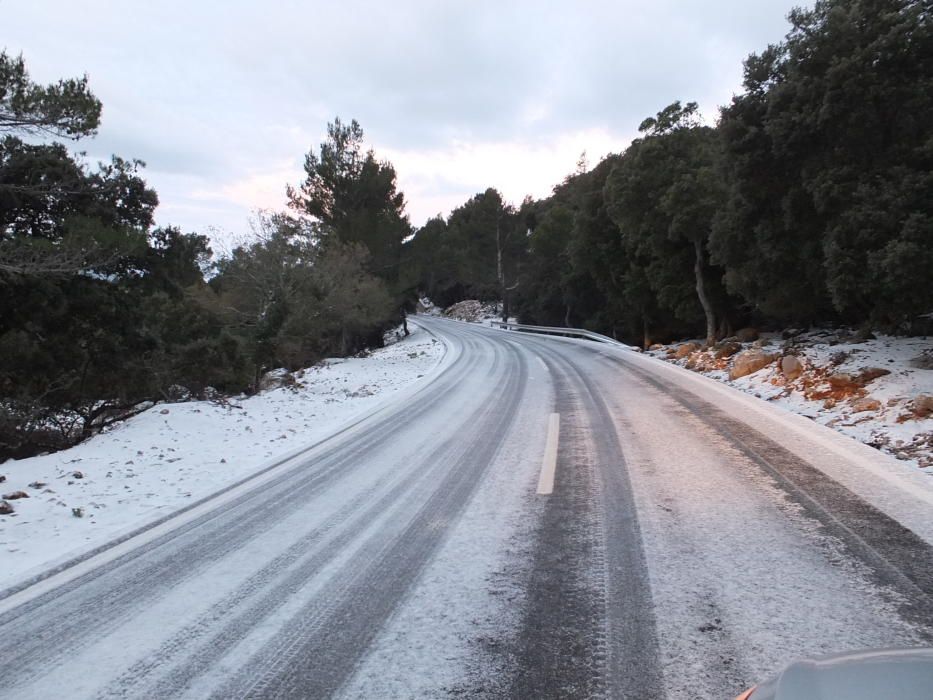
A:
[780,355,804,380]
[715,341,742,359]
[730,350,778,380]
[855,328,876,341]
[826,372,861,390]
[857,367,891,384]
[850,397,882,413]
[685,352,708,370]
[909,350,933,370]
[910,394,933,419]
[28,481,47,489]
[827,368,889,390]
[829,351,851,366]
[159,408,170,415]
[0,500,13,515]
[72,507,84,518]
[782,328,803,339]
[648,343,664,351]
[259,368,295,392]
[165,384,191,402]
[735,327,759,342]
[2,490,29,500]
[0,475,5,483]
[72,470,84,479]
[673,342,700,359]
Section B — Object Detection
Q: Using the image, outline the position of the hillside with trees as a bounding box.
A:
[403,0,933,344]
[0,60,404,459]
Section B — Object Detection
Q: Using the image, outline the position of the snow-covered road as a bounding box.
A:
[1,317,931,699]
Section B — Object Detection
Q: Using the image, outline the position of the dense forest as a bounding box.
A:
[2,0,931,457]
[404,0,933,346]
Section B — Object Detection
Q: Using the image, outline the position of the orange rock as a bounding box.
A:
[850,397,881,414]
[730,350,778,380]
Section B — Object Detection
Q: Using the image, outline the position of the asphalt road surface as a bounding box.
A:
[1,316,931,699]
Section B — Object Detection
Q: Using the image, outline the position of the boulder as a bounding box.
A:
[648,343,665,351]
[780,355,804,381]
[715,341,742,359]
[826,372,861,390]
[909,350,933,370]
[259,368,292,391]
[735,327,759,342]
[782,328,803,339]
[850,397,881,414]
[857,367,891,384]
[686,351,717,371]
[673,342,700,359]
[2,490,29,500]
[0,500,12,515]
[730,350,778,380]
[910,394,933,419]
[827,368,890,390]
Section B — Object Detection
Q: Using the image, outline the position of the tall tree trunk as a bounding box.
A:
[693,238,717,347]
[496,217,507,322]
[643,316,652,350]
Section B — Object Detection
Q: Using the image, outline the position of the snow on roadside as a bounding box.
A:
[647,330,933,473]
[0,326,445,588]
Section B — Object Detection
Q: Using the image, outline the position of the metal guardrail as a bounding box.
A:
[489,321,633,350]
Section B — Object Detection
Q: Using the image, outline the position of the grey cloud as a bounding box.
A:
[3,0,802,237]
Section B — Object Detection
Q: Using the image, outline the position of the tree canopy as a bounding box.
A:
[0,51,101,139]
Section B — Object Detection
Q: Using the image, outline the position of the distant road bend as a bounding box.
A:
[1,315,932,699]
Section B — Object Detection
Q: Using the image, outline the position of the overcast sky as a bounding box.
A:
[4,0,800,244]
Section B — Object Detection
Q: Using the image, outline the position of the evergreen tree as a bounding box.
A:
[287,118,410,285]
[605,102,730,346]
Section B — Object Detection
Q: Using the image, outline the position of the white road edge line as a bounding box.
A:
[537,413,561,496]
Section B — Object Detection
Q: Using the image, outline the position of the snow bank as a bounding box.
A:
[0,326,445,587]
[648,331,933,472]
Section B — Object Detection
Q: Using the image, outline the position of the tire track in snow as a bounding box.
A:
[505,337,662,699]
[0,329,495,693]
[209,334,529,699]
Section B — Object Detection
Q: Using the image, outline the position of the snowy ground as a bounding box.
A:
[0,325,445,588]
[647,330,933,473]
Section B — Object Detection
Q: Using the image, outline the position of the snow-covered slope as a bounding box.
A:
[648,330,933,472]
[0,326,445,587]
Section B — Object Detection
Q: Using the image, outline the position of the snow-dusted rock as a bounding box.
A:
[850,397,882,414]
[714,341,742,359]
[781,355,804,380]
[858,367,891,384]
[730,350,777,380]
[674,342,700,359]
[910,394,933,419]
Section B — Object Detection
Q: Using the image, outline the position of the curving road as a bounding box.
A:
[1,316,931,699]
